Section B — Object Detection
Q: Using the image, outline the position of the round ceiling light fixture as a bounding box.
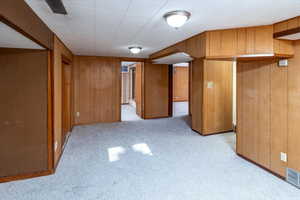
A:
[164,10,191,28]
[129,46,142,54]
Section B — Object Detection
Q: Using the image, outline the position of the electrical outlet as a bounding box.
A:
[54,141,58,152]
[281,152,287,162]
[76,112,80,117]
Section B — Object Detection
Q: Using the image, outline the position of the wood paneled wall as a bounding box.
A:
[191,59,233,135]
[288,40,300,173]
[144,62,169,119]
[135,62,144,118]
[53,36,73,167]
[0,49,49,178]
[173,66,189,102]
[237,60,288,177]
[1,0,53,49]
[274,16,300,34]
[202,60,233,134]
[73,56,121,124]
[191,59,204,132]
[150,25,294,60]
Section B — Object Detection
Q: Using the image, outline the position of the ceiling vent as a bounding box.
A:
[45,0,67,15]
[286,168,300,188]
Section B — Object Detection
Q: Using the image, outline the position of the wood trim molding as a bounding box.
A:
[273,27,300,38]
[0,0,54,49]
[237,153,285,180]
[0,17,50,49]
[0,170,53,183]
[48,50,54,171]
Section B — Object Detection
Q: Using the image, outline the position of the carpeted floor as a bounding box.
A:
[1,106,299,199]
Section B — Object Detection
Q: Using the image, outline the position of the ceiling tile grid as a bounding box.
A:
[25,0,300,57]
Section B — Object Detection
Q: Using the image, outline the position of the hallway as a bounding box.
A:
[0,117,299,200]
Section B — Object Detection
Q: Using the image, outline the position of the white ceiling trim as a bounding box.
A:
[152,52,193,64]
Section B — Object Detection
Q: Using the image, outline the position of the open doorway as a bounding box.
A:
[171,62,189,117]
[121,61,142,121]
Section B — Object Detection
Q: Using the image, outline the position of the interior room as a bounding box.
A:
[172,63,189,117]
[1,1,300,200]
[121,61,143,121]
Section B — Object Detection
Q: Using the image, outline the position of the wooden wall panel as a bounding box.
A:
[253,25,273,54]
[144,62,169,119]
[173,66,189,102]
[270,64,288,177]
[185,33,207,58]
[1,0,53,49]
[288,40,300,172]
[237,26,274,55]
[274,39,294,55]
[74,56,121,124]
[151,24,294,60]
[0,49,49,178]
[191,59,204,133]
[135,62,144,118]
[237,61,272,169]
[53,36,73,167]
[236,63,243,155]
[237,60,291,176]
[202,60,233,134]
[274,17,300,33]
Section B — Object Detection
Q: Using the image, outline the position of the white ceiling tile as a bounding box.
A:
[25,0,300,57]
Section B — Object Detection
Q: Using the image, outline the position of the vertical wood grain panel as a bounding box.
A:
[270,63,288,177]
[53,36,73,167]
[237,28,247,55]
[237,61,271,168]
[144,62,169,119]
[236,63,243,155]
[135,62,144,118]
[74,56,121,124]
[0,49,49,177]
[202,60,233,134]
[173,66,189,102]
[254,26,273,54]
[191,59,204,133]
[288,40,300,172]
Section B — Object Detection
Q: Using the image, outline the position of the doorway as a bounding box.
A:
[171,62,190,117]
[62,60,72,148]
[121,61,143,121]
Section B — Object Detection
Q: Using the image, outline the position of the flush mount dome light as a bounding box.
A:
[129,46,142,54]
[164,10,191,28]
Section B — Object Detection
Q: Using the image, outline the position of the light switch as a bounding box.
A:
[280,152,287,162]
[76,112,80,117]
[207,81,214,89]
[54,141,58,152]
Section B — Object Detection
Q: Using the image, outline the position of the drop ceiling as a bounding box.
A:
[25,0,300,58]
[0,22,44,49]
